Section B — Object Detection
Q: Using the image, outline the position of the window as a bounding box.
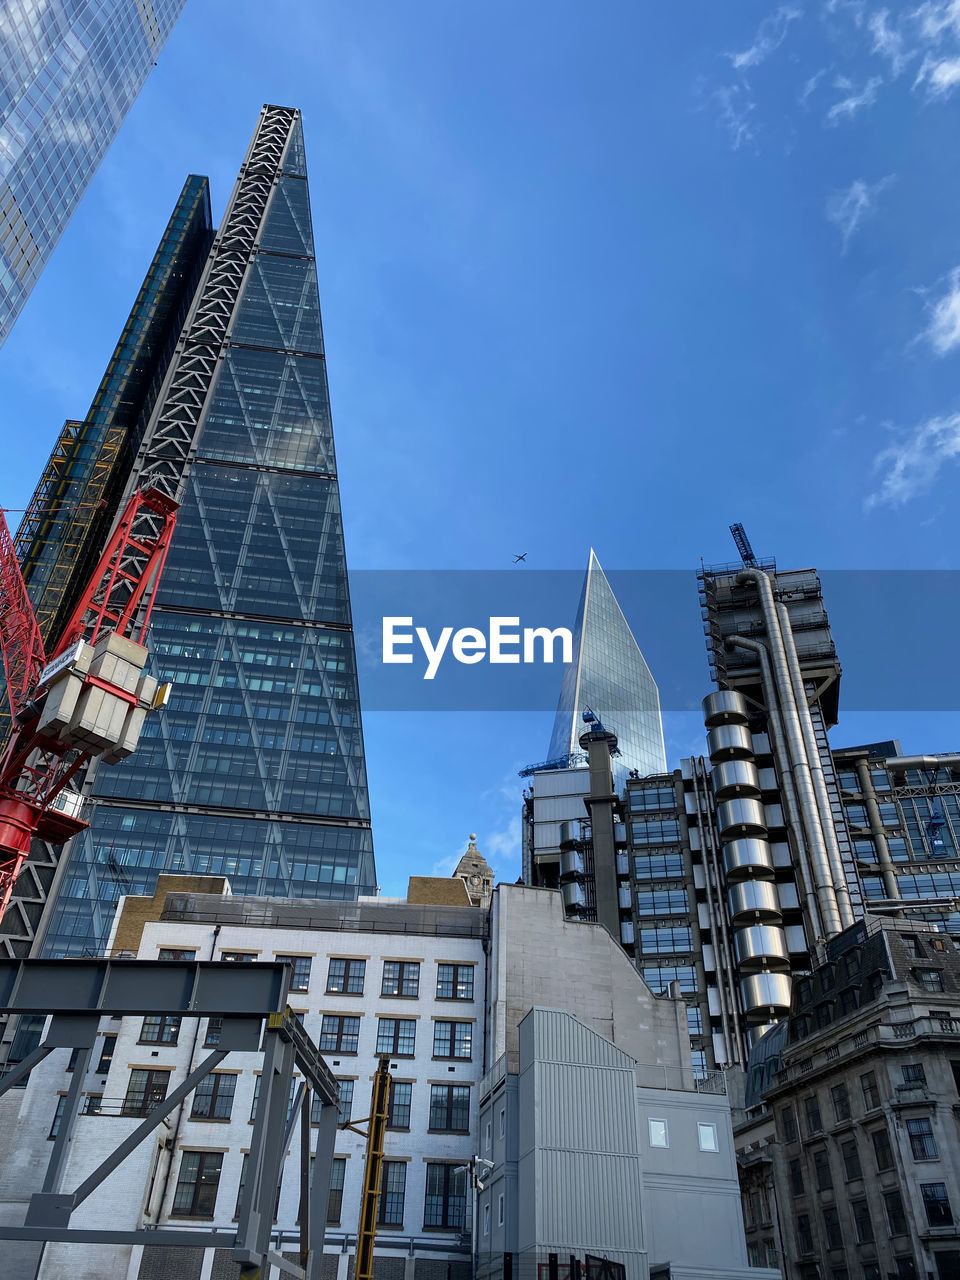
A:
[789,1158,804,1195]
[433,1020,472,1060]
[641,964,697,993]
[885,1189,907,1235]
[894,1260,917,1280]
[860,1071,881,1110]
[804,1095,823,1136]
[158,948,196,961]
[498,1107,505,1138]
[96,1035,116,1074]
[191,1072,237,1121]
[172,1151,222,1218]
[483,1202,491,1235]
[796,1214,813,1255]
[430,1084,471,1133]
[319,1015,360,1054]
[381,961,419,997]
[328,1078,354,1126]
[378,1161,406,1226]
[901,935,923,958]
[902,1063,927,1085]
[907,1116,938,1160]
[423,1163,465,1229]
[634,889,689,916]
[841,1139,862,1181]
[220,952,256,963]
[633,851,685,879]
[276,955,312,992]
[871,1126,894,1171]
[631,817,681,844]
[373,1011,416,1054]
[686,1006,703,1035]
[852,1198,874,1243]
[326,958,365,994]
[814,1149,833,1191]
[498,1192,504,1225]
[139,1015,181,1045]
[205,1018,223,1047]
[327,1158,346,1224]
[697,1122,719,1152]
[823,1206,843,1250]
[831,1083,851,1122]
[122,1069,170,1117]
[915,969,945,992]
[921,1182,953,1226]
[387,1080,412,1130]
[437,963,474,1000]
[648,1118,668,1148]
[48,1095,67,1140]
[249,1075,261,1122]
[780,1106,798,1143]
[863,1266,881,1280]
[83,1094,103,1116]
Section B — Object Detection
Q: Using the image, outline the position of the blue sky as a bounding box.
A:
[3,0,960,894]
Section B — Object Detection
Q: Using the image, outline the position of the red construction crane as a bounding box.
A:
[0,486,178,921]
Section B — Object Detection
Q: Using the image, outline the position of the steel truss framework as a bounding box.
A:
[131,104,298,501]
[0,959,339,1280]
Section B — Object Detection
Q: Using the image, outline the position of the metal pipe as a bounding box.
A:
[776,602,855,928]
[735,570,842,937]
[855,758,899,900]
[726,635,822,940]
[689,759,740,1066]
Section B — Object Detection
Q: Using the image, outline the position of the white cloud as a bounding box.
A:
[866,412,960,507]
[869,9,914,75]
[714,84,757,149]
[825,74,883,121]
[729,6,803,70]
[825,175,894,246]
[799,67,829,102]
[914,52,960,95]
[913,0,960,42]
[922,267,960,354]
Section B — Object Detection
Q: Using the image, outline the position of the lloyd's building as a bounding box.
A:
[4,107,376,986]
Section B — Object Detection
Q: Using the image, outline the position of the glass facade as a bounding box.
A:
[547,550,666,786]
[0,0,188,344]
[41,112,375,956]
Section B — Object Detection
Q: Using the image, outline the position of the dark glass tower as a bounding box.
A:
[37,106,376,957]
[0,0,189,345]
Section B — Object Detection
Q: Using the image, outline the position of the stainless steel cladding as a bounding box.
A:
[702,690,750,727]
[722,838,776,881]
[706,724,754,762]
[560,879,586,912]
[711,759,762,800]
[739,971,792,1021]
[717,798,768,840]
[734,924,790,971]
[728,879,782,924]
[559,847,584,879]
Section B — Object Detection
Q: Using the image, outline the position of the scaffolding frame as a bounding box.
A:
[0,959,339,1279]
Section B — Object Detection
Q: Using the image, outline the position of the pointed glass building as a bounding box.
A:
[547,550,666,783]
[0,0,189,346]
[33,107,376,957]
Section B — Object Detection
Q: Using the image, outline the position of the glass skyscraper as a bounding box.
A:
[547,550,666,783]
[0,0,187,346]
[32,106,376,957]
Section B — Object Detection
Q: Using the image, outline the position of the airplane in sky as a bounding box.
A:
[513,553,527,563]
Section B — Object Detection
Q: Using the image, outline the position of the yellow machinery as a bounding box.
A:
[342,1055,392,1280]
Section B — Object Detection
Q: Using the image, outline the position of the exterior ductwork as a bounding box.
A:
[706,724,754,762]
[717,798,768,840]
[558,847,584,880]
[559,879,586,913]
[728,879,782,924]
[723,838,776,881]
[725,634,822,940]
[734,924,790,971]
[735,568,845,938]
[885,755,960,774]
[702,690,750,728]
[711,760,761,799]
[854,757,899,900]
[739,972,792,1022]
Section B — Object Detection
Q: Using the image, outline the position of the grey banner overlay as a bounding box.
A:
[348,570,954,711]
